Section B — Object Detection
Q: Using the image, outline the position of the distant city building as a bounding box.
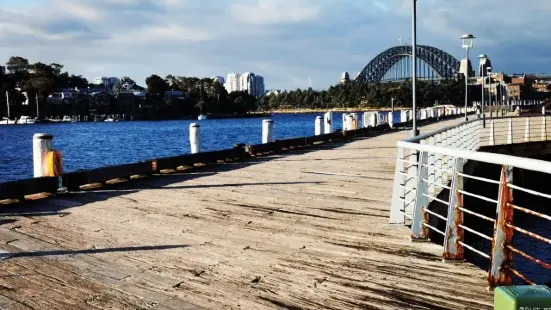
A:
[211,76,225,85]
[0,66,5,75]
[478,55,492,77]
[224,73,240,93]
[239,72,255,95]
[93,77,120,88]
[459,58,474,77]
[340,72,350,84]
[254,75,265,97]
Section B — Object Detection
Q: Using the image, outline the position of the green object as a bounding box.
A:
[494,285,551,310]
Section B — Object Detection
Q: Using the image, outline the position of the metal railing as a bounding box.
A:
[389,114,551,287]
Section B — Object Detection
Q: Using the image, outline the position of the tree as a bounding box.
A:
[145,74,168,94]
[6,56,29,74]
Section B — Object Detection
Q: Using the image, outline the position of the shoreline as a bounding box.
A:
[259,107,410,114]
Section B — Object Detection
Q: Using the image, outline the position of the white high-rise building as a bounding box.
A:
[224,73,240,93]
[254,75,265,97]
[239,72,255,95]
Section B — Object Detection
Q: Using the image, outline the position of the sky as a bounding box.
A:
[0,0,549,90]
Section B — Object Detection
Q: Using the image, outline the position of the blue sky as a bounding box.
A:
[0,0,549,90]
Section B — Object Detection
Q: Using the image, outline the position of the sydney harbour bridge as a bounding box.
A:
[354,45,464,83]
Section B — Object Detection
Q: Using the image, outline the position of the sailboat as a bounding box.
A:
[0,91,16,125]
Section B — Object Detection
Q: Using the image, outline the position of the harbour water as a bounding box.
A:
[0,112,398,182]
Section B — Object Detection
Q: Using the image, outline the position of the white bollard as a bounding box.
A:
[401,110,408,123]
[388,112,394,128]
[543,107,546,115]
[420,109,427,120]
[342,113,348,131]
[525,117,530,143]
[315,116,323,135]
[362,112,369,128]
[370,112,378,127]
[189,123,200,153]
[489,121,495,146]
[33,133,53,177]
[262,119,274,143]
[324,111,333,134]
[507,118,513,145]
[345,114,354,131]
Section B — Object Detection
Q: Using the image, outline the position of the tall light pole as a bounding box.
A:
[486,67,493,117]
[479,54,487,127]
[461,34,475,121]
[411,0,419,137]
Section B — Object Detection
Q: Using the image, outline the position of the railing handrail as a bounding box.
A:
[398,139,551,175]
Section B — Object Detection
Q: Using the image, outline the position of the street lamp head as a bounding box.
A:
[478,54,487,60]
[487,66,492,73]
[461,34,475,49]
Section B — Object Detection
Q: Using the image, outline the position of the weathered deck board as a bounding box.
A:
[0,118,494,310]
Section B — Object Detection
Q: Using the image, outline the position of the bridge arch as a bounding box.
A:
[355,45,461,83]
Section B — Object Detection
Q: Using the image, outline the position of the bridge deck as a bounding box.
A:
[0,119,493,310]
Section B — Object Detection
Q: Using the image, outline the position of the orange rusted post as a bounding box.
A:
[443,158,464,260]
[488,165,514,287]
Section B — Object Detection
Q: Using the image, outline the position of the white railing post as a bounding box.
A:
[443,157,464,260]
[189,123,200,153]
[33,133,54,177]
[262,119,274,143]
[324,112,333,134]
[411,151,429,240]
[507,118,513,144]
[315,116,323,135]
[542,115,547,141]
[434,133,443,187]
[525,117,530,143]
[390,147,406,224]
[489,120,495,146]
[427,137,436,194]
[488,165,514,287]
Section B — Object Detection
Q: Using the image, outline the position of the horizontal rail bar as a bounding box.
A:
[423,208,448,222]
[457,207,496,223]
[507,184,551,200]
[458,241,490,259]
[422,223,445,236]
[398,140,551,175]
[422,193,449,206]
[397,159,417,165]
[421,164,454,174]
[458,190,498,204]
[508,203,551,221]
[506,266,536,285]
[422,178,451,190]
[399,210,413,220]
[459,224,493,241]
[457,173,500,185]
[505,223,551,245]
[507,245,551,271]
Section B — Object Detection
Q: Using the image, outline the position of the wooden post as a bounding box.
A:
[189,123,200,154]
[324,111,333,134]
[262,119,274,143]
[315,116,323,135]
[33,133,53,177]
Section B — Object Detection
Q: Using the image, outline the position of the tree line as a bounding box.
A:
[0,55,489,120]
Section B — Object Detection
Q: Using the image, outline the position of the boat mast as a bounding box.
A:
[35,93,39,118]
[6,90,10,119]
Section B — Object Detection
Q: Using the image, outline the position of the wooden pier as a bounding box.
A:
[0,118,493,309]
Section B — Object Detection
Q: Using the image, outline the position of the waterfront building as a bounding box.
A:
[93,77,120,89]
[225,73,240,93]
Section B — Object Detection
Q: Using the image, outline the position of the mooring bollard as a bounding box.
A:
[315,116,323,135]
[33,133,53,177]
[262,119,274,143]
[362,112,369,128]
[525,118,530,143]
[507,118,513,144]
[341,113,348,131]
[189,123,200,153]
[370,112,378,127]
[388,112,394,128]
[324,111,333,133]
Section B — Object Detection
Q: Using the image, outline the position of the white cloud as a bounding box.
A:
[231,0,321,24]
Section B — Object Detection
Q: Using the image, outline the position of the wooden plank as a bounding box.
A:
[0,177,58,201]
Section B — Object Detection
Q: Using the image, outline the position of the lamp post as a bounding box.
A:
[487,67,492,117]
[461,34,475,121]
[411,0,419,137]
[478,54,487,127]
